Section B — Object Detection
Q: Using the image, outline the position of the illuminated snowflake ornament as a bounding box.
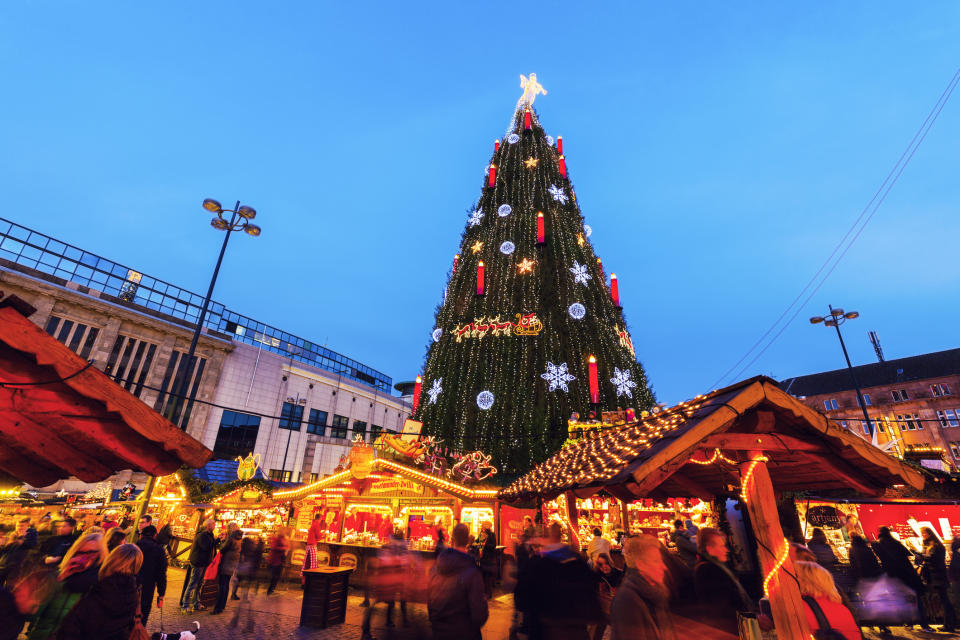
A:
[507,133,520,144]
[468,210,484,227]
[611,367,638,398]
[477,390,495,410]
[568,303,586,320]
[541,362,576,393]
[584,224,592,238]
[546,135,554,146]
[427,378,443,404]
[432,328,442,342]
[548,184,568,204]
[500,241,515,255]
[497,204,512,217]
[570,261,592,286]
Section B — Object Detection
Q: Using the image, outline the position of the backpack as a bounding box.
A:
[802,596,850,640]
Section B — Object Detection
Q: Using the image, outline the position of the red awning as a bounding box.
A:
[0,295,213,487]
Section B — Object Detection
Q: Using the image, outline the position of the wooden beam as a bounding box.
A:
[0,414,116,482]
[740,455,811,640]
[662,472,719,498]
[701,433,823,453]
[736,409,777,432]
[807,453,881,497]
[0,441,63,487]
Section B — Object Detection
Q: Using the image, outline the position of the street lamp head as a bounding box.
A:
[244,224,261,237]
[237,205,257,220]
[824,319,838,327]
[809,316,824,325]
[830,308,845,318]
[844,311,860,320]
[202,198,223,213]
[210,217,230,230]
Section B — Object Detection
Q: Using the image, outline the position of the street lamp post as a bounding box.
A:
[809,305,874,438]
[137,199,261,527]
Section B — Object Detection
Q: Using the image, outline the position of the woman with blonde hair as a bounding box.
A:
[27,532,107,640]
[795,561,861,640]
[55,543,142,640]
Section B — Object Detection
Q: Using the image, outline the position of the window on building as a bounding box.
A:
[891,389,909,402]
[950,443,960,460]
[278,402,304,431]
[44,315,100,360]
[937,410,960,428]
[307,409,327,435]
[839,421,847,428]
[863,394,872,406]
[370,425,382,441]
[931,383,952,397]
[897,413,923,430]
[269,469,292,482]
[331,415,349,438]
[308,473,319,483]
[353,420,367,441]
[823,399,839,411]
[213,410,262,460]
[861,420,871,434]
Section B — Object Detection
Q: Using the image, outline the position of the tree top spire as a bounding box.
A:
[519,73,547,107]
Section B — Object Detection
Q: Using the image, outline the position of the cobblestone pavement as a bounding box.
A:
[147,568,513,640]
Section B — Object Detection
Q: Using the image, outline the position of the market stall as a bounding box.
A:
[500,376,926,640]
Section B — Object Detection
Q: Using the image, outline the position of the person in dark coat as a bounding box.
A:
[0,518,38,586]
[610,535,676,640]
[428,523,488,640]
[135,525,167,625]
[56,543,142,640]
[212,524,242,615]
[669,519,697,567]
[41,518,78,567]
[919,527,957,632]
[592,552,624,640]
[514,521,601,640]
[180,518,215,611]
[479,522,498,599]
[692,527,754,635]
[872,525,926,626]
[949,538,960,604]
[848,534,883,581]
[807,528,839,571]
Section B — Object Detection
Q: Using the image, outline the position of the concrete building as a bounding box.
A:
[780,348,960,469]
[0,216,410,491]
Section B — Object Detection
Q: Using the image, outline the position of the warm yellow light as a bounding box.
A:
[589,355,596,363]
[611,273,617,279]
[416,375,422,383]
[537,211,543,218]
[478,260,484,266]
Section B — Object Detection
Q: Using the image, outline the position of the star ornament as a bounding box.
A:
[517,258,535,274]
[471,241,484,254]
[524,156,539,169]
[577,233,585,247]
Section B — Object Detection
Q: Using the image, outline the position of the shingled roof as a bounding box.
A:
[780,348,960,397]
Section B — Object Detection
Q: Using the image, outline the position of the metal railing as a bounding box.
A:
[0,217,392,392]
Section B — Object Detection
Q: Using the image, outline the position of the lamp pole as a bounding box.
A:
[137,199,261,527]
[809,305,873,437]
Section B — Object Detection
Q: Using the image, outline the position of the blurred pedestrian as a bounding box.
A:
[41,518,78,567]
[106,528,126,552]
[693,527,753,635]
[361,532,408,640]
[670,519,697,567]
[587,527,611,567]
[428,523,488,640]
[55,543,142,640]
[212,523,241,615]
[807,528,839,571]
[873,526,927,627]
[180,518,215,612]
[848,534,882,582]
[591,552,623,640]
[302,512,324,576]
[26,532,107,640]
[919,527,956,632]
[0,518,38,586]
[266,528,290,595]
[135,525,167,625]
[610,535,675,640]
[479,522,498,599]
[796,561,861,640]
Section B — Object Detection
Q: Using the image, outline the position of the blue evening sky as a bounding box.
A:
[2,3,958,405]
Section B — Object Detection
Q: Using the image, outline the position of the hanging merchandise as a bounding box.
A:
[477,391,495,410]
[542,362,576,393]
[611,367,638,398]
[548,184,569,204]
[570,261,592,286]
[427,378,443,404]
[568,303,586,320]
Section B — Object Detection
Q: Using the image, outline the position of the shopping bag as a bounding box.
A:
[203,551,221,581]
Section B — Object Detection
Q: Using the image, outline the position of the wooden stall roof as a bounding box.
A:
[0,296,213,487]
[499,376,924,503]
[273,457,500,502]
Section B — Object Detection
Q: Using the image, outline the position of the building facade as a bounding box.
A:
[0,216,411,491]
[780,348,960,469]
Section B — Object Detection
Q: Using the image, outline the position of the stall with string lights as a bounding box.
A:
[499,376,925,640]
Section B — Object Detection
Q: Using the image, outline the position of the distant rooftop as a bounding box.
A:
[780,348,960,397]
[0,217,393,393]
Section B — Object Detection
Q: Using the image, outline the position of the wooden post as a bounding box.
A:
[564,491,581,550]
[740,454,811,640]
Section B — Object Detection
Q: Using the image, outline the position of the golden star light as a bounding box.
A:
[517,258,535,274]
[524,157,539,169]
[471,241,484,254]
[577,233,585,247]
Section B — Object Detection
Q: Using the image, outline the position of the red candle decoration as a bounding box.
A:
[453,254,459,272]
[494,139,500,153]
[536,212,545,244]
[588,355,599,404]
[412,375,422,413]
[557,135,563,154]
[477,261,485,296]
[524,108,532,130]
[488,164,496,188]
[559,155,567,177]
[610,273,620,307]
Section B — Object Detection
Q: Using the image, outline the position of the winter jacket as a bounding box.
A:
[849,542,883,581]
[218,531,243,577]
[515,544,601,640]
[41,533,79,561]
[949,540,960,583]
[188,530,215,567]
[54,573,139,640]
[873,536,923,592]
[237,537,264,578]
[479,530,497,573]
[692,558,753,635]
[428,547,488,640]
[807,540,839,570]
[920,537,949,588]
[609,571,676,640]
[26,563,100,640]
[136,536,168,597]
[267,534,290,567]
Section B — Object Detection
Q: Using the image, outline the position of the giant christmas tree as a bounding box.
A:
[414,77,655,476]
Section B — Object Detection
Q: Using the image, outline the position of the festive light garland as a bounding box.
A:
[763,538,792,598]
[739,454,769,504]
[688,448,738,466]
